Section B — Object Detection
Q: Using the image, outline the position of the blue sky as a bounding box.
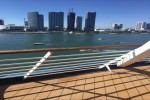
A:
[0,0,150,28]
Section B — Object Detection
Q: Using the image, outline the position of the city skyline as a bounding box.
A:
[0,0,150,28]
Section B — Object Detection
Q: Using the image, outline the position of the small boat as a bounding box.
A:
[69,31,73,34]
[34,42,45,45]
[98,38,103,40]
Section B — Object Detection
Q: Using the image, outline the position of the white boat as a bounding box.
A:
[69,31,73,34]
[34,42,45,45]
[98,38,103,40]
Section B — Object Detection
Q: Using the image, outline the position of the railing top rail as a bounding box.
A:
[0,44,142,54]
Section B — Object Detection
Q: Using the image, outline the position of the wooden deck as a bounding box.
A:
[0,64,150,100]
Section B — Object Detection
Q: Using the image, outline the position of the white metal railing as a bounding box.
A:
[0,44,143,79]
[0,50,131,79]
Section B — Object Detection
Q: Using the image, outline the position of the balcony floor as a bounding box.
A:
[0,64,150,100]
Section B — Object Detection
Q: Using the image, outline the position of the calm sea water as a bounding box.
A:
[0,32,150,51]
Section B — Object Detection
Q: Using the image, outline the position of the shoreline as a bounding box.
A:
[0,31,150,34]
[0,31,49,34]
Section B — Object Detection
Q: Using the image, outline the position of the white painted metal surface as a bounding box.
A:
[117,41,150,67]
[99,41,150,73]
[24,52,51,79]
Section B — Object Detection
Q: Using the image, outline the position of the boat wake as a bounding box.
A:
[80,49,103,52]
[34,42,45,45]
[45,44,52,45]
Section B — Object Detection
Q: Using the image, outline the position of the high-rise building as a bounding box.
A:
[120,24,123,29]
[84,12,96,31]
[48,12,64,31]
[135,22,141,30]
[39,14,44,30]
[27,12,39,30]
[24,18,28,26]
[67,12,75,31]
[24,21,28,26]
[135,22,146,31]
[112,24,123,30]
[112,24,118,29]
[0,19,4,25]
[76,16,82,31]
[27,12,44,31]
[146,23,150,30]
[141,22,147,29]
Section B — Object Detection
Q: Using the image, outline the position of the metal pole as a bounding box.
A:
[24,52,51,79]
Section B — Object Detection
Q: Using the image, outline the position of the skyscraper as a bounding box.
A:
[0,19,4,25]
[135,22,141,30]
[76,16,82,31]
[145,23,150,30]
[27,12,39,30]
[112,24,123,29]
[49,12,64,31]
[39,14,44,30]
[27,12,44,31]
[24,21,28,26]
[120,24,123,29]
[112,24,118,29]
[67,12,75,31]
[135,22,146,31]
[24,18,28,26]
[84,12,96,31]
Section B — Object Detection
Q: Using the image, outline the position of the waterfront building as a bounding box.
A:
[135,22,141,30]
[120,24,123,29]
[141,22,147,30]
[9,26,24,31]
[27,12,39,30]
[27,12,44,31]
[76,16,82,31]
[39,14,44,30]
[84,12,96,31]
[24,21,28,26]
[0,24,24,31]
[112,24,123,30]
[135,22,147,31]
[0,25,7,30]
[146,23,150,30]
[24,19,28,26]
[48,12,64,31]
[24,18,28,26]
[67,12,75,31]
[112,24,118,29]
[0,19,4,25]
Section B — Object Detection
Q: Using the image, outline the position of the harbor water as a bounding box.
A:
[0,32,150,51]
